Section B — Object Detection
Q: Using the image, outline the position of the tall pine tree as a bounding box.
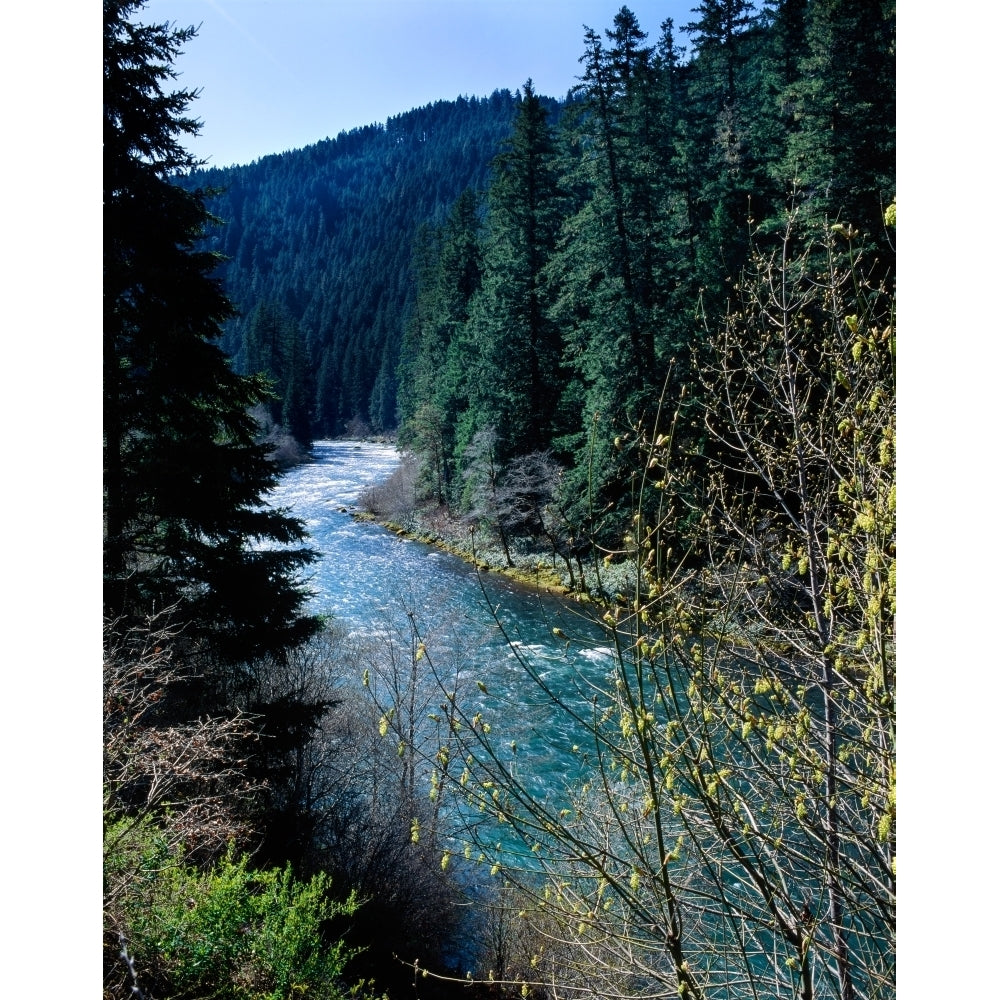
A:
[465,81,564,463]
[778,0,895,251]
[104,0,320,665]
[397,192,484,506]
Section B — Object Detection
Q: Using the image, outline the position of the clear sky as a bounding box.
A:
[143,0,699,167]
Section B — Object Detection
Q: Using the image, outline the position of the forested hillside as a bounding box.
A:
[185,0,893,552]
[394,1,894,551]
[182,91,559,436]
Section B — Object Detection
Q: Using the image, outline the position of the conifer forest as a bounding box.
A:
[104,1,895,998]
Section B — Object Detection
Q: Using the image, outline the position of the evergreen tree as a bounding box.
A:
[681,0,764,299]
[778,0,896,250]
[573,18,651,380]
[246,301,315,445]
[647,18,701,363]
[397,191,483,506]
[104,0,320,664]
[761,0,810,87]
[280,321,315,446]
[749,0,810,218]
[465,81,564,463]
[395,222,443,435]
[368,343,399,434]
[545,10,667,540]
[314,345,344,438]
[683,0,758,107]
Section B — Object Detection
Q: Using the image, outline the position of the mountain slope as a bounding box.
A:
[182,90,561,436]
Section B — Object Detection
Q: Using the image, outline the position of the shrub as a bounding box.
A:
[358,453,418,519]
[106,820,366,1000]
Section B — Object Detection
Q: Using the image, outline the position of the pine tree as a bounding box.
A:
[104,0,319,664]
[680,0,766,312]
[683,0,758,108]
[778,0,896,249]
[245,301,314,446]
[465,81,564,463]
[573,18,651,380]
[647,18,701,364]
[544,10,666,541]
[397,192,483,506]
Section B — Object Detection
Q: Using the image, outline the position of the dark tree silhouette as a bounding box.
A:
[104,0,320,665]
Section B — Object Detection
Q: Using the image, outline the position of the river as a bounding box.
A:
[270,439,616,811]
[271,441,888,997]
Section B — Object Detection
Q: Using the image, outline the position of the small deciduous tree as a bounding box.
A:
[462,426,514,565]
[103,612,262,879]
[442,211,895,1000]
[331,602,491,992]
[103,614,365,1000]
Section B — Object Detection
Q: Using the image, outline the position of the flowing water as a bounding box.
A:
[270,439,615,813]
[272,444,890,995]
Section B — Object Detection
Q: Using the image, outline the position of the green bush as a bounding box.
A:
[106,819,368,1000]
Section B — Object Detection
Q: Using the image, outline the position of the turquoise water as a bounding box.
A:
[272,443,891,996]
[271,440,614,827]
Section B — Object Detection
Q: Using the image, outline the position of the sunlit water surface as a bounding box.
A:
[271,441,615,814]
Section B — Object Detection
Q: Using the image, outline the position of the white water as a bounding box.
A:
[270,440,615,805]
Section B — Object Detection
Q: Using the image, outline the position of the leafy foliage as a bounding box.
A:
[106,821,364,1000]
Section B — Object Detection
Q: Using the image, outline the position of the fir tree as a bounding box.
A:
[397,191,484,505]
[465,81,564,462]
[683,0,758,107]
[246,301,315,446]
[104,0,320,664]
[778,0,896,249]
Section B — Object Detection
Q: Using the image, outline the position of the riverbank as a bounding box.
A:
[350,459,635,605]
[352,507,580,599]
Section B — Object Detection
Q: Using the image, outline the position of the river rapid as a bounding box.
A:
[270,439,616,812]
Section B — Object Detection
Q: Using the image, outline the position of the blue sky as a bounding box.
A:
[143,0,699,167]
